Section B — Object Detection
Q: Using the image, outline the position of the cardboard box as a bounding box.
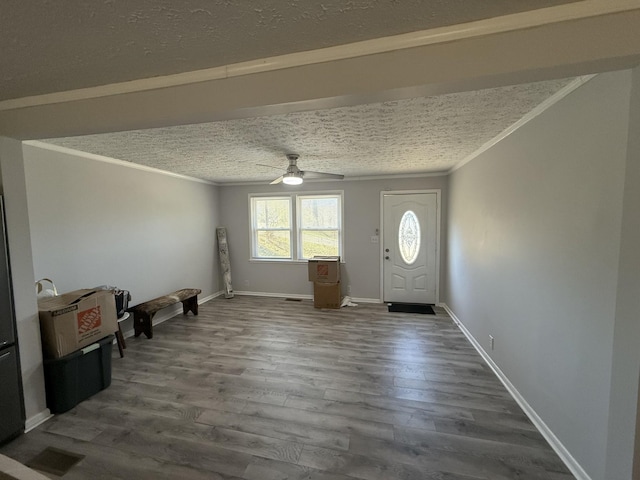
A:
[313,282,342,309]
[308,256,341,283]
[38,289,118,359]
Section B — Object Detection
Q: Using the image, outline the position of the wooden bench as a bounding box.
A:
[127,288,201,339]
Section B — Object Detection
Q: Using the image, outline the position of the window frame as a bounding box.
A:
[250,196,293,260]
[296,194,342,261]
[249,191,344,263]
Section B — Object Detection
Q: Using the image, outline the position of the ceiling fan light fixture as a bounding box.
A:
[282,173,303,185]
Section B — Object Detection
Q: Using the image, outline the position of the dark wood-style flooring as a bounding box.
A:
[1,296,575,479]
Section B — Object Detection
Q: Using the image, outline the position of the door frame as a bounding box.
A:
[379,189,441,304]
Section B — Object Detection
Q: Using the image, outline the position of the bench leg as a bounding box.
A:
[133,311,154,339]
[115,326,125,358]
[182,295,199,315]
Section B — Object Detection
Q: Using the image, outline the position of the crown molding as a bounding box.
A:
[220,171,449,187]
[23,141,218,186]
[449,74,596,173]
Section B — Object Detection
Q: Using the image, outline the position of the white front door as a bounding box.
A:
[383,192,438,304]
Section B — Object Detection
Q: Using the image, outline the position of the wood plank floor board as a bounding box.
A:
[195,409,351,451]
[88,390,205,421]
[59,398,311,465]
[345,433,571,480]
[1,429,244,480]
[393,376,510,397]
[334,347,489,369]
[65,400,302,468]
[432,417,550,449]
[93,425,254,477]
[325,383,515,412]
[275,361,407,385]
[390,426,570,474]
[321,389,476,423]
[40,413,105,443]
[284,393,430,429]
[335,358,490,378]
[298,443,486,480]
[465,408,538,431]
[51,402,193,434]
[240,400,396,441]
[378,386,519,413]
[184,369,330,400]
[243,456,358,480]
[239,366,376,394]
[0,295,574,479]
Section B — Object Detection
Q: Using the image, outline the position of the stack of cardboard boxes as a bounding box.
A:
[308,256,342,309]
[37,289,119,413]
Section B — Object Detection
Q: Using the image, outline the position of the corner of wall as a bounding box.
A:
[0,137,48,424]
[604,65,640,480]
[442,303,593,480]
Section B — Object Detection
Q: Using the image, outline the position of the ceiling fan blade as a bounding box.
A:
[302,170,345,180]
[270,175,284,184]
[257,163,283,171]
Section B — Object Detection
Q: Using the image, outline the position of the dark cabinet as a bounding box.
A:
[0,346,23,442]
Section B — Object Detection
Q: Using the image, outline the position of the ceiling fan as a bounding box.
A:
[260,154,344,185]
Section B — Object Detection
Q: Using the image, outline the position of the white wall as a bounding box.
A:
[0,137,48,428]
[219,176,447,301]
[22,144,221,336]
[446,70,634,479]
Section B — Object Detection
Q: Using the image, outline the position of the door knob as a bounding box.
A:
[385,256,390,260]
[385,248,389,252]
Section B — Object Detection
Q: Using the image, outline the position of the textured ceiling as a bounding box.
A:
[7,0,585,183]
[43,77,576,183]
[2,0,580,101]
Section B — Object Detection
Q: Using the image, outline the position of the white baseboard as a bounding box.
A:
[351,297,383,304]
[200,291,222,303]
[441,303,592,480]
[234,291,382,305]
[25,409,53,432]
[234,290,313,300]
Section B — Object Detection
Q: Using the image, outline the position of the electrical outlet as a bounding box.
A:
[371,235,379,244]
[347,285,352,295]
[243,280,249,286]
[489,335,495,350]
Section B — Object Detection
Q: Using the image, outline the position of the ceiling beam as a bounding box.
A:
[1,4,639,140]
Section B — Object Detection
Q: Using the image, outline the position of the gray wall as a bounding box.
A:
[219,176,448,302]
[445,70,636,479]
[605,66,640,479]
[22,144,222,316]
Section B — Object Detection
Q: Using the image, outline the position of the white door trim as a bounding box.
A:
[379,189,441,304]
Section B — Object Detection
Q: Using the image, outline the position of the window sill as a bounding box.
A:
[249,258,345,264]
[249,259,308,264]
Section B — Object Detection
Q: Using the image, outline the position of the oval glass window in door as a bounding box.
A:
[398,210,420,264]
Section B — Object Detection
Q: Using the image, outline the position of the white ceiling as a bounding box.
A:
[3,0,620,184]
[43,78,576,183]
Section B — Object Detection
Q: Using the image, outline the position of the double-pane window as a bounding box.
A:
[251,193,342,261]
